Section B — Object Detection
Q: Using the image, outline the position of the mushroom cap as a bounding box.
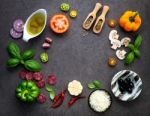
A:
[111,39,121,50]
[109,30,119,41]
[121,37,131,47]
[116,49,127,60]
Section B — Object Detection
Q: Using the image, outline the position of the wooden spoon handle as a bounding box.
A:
[101,5,109,17]
[91,3,102,15]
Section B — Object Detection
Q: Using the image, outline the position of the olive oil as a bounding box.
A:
[27,13,45,35]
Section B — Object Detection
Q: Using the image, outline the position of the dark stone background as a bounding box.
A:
[0,0,150,116]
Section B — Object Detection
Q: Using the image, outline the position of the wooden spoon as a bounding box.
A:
[93,5,109,34]
[82,3,102,30]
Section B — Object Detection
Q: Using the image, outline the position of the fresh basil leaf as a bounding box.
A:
[125,52,135,65]
[88,83,95,89]
[7,58,20,67]
[93,80,101,89]
[45,84,53,92]
[22,49,35,61]
[134,35,142,48]
[49,90,55,100]
[134,49,141,58]
[24,60,41,72]
[7,42,21,59]
[128,44,135,51]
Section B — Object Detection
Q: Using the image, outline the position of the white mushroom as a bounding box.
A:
[109,30,119,41]
[116,49,127,60]
[121,37,131,47]
[111,39,121,50]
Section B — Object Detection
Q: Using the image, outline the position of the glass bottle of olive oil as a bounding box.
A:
[27,13,45,35]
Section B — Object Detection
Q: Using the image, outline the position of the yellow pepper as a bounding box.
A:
[119,11,142,32]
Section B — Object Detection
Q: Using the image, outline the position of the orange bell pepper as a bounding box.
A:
[119,11,142,32]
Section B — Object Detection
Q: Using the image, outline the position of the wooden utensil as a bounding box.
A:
[93,5,109,34]
[82,3,102,30]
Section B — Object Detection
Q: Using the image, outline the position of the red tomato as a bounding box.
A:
[50,14,70,34]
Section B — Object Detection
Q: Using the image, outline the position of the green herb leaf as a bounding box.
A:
[134,35,142,48]
[22,49,35,61]
[88,83,95,89]
[7,42,21,59]
[125,52,135,65]
[24,60,41,72]
[93,80,101,89]
[49,90,55,100]
[7,58,20,67]
[128,44,135,51]
[45,84,53,92]
[134,49,141,58]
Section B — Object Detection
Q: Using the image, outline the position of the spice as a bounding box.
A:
[68,96,85,107]
[95,19,103,31]
[85,16,93,27]
[51,89,67,108]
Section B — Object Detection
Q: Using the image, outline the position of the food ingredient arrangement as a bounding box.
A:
[7,1,143,114]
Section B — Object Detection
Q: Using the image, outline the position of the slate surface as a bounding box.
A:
[0,0,150,116]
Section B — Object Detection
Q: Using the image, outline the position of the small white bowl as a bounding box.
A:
[22,9,47,42]
[111,70,142,101]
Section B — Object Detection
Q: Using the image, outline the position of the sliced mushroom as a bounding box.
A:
[109,30,119,41]
[116,49,127,60]
[121,37,131,47]
[111,39,121,50]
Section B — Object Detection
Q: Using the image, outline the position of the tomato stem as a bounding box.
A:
[129,12,139,22]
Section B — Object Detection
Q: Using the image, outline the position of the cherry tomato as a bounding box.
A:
[50,14,69,34]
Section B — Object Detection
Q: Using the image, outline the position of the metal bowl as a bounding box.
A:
[111,70,142,101]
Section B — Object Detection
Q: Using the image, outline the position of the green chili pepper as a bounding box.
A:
[16,81,40,103]
[40,52,48,63]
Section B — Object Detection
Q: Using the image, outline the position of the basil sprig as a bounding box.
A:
[88,80,101,90]
[6,42,41,72]
[125,35,142,65]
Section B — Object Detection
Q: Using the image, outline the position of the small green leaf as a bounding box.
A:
[45,84,53,92]
[88,83,95,89]
[134,49,141,58]
[125,52,135,65]
[134,35,142,48]
[128,44,135,51]
[7,58,20,67]
[49,90,55,100]
[93,80,101,89]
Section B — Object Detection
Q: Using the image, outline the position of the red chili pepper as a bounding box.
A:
[68,96,86,107]
[51,89,67,108]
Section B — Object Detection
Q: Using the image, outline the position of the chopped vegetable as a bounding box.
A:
[119,11,142,32]
[42,42,51,49]
[45,37,53,43]
[70,10,78,18]
[36,79,45,88]
[16,81,40,102]
[68,80,83,96]
[19,70,29,80]
[50,14,70,34]
[13,19,24,32]
[25,72,33,80]
[68,96,85,107]
[33,72,44,81]
[10,28,22,39]
[37,93,46,104]
[47,75,57,85]
[60,3,70,12]
[40,52,48,63]
[116,50,127,60]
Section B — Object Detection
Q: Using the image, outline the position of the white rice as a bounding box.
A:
[89,90,111,112]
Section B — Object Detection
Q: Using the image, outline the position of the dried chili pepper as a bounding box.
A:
[51,89,67,108]
[68,96,85,107]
